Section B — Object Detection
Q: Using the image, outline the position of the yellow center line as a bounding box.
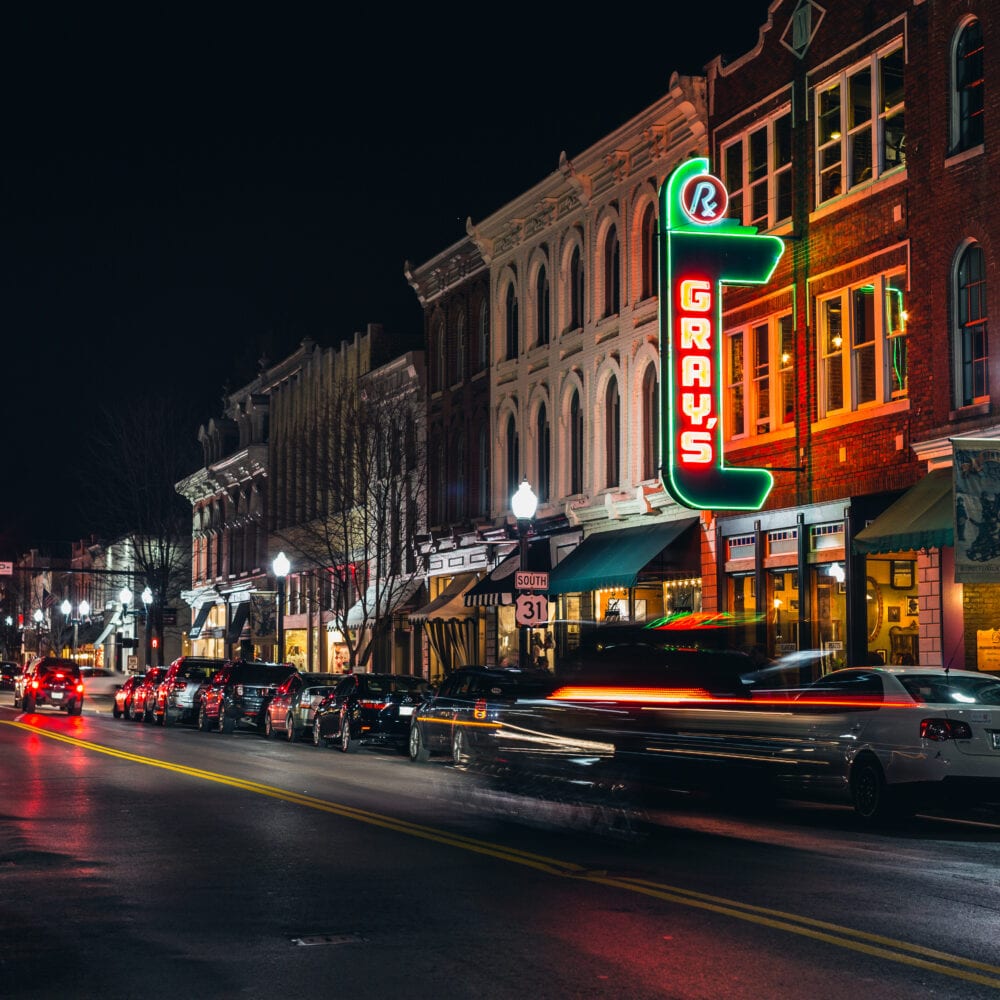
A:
[7,718,1000,990]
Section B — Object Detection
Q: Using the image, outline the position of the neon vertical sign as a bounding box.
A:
[658,157,784,510]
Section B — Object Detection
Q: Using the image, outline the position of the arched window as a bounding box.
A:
[640,203,656,301]
[605,376,620,489]
[642,365,659,481]
[956,243,989,407]
[505,284,519,360]
[478,422,489,517]
[536,403,550,503]
[455,312,466,384]
[535,266,550,346]
[570,390,583,495]
[435,319,446,390]
[952,19,984,155]
[570,246,584,330]
[603,226,620,317]
[505,414,520,502]
[478,299,489,370]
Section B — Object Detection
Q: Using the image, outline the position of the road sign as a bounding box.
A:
[0,561,11,575]
[515,570,548,591]
[515,593,547,626]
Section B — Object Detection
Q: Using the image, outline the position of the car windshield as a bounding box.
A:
[43,664,80,678]
[363,676,426,696]
[239,664,294,685]
[898,673,1000,705]
[180,665,217,680]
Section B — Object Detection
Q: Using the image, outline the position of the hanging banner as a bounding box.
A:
[953,438,1000,582]
[250,591,277,640]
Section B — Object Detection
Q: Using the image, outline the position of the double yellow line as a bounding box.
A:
[7,719,1000,990]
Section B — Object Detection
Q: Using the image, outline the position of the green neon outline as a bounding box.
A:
[658,158,785,511]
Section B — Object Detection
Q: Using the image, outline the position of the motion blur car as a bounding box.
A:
[264,671,341,742]
[152,655,227,726]
[312,673,430,752]
[79,665,126,699]
[198,660,297,734]
[113,674,145,719]
[13,656,84,714]
[130,666,168,722]
[408,666,560,765]
[576,665,1000,823]
[0,660,23,690]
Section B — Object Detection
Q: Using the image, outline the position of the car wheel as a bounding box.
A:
[264,714,275,739]
[23,694,35,712]
[409,721,429,763]
[69,700,82,717]
[113,703,122,719]
[338,710,352,753]
[161,706,172,727]
[850,756,902,824]
[198,705,210,732]
[451,727,469,767]
[285,714,296,742]
[312,717,323,748]
[220,710,234,734]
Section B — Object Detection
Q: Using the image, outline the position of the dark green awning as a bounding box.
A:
[547,517,698,596]
[853,468,954,554]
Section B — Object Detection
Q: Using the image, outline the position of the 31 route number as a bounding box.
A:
[515,594,547,626]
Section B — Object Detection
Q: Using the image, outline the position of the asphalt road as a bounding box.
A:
[2,691,1000,1000]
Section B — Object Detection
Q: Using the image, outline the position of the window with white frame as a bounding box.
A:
[816,41,905,203]
[955,242,988,407]
[725,312,795,439]
[721,107,792,230]
[951,18,984,155]
[817,271,908,418]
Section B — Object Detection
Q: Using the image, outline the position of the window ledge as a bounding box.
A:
[945,144,984,169]
[949,401,990,421]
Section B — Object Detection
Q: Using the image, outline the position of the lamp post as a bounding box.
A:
[273,551,290,664]
[511,478,538,668]
[60,599,91,662]
[33,608,45,655]
[119,586,133,671]
[141,587,154,666]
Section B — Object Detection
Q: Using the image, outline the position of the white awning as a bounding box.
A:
[345,577,425,628]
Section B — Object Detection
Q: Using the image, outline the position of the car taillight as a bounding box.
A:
[920,718,973,741]
[172,679,187,691]
[75,683,84,694]
[360,700,387,710]
[31,680,39,690]
[474,698,487,720]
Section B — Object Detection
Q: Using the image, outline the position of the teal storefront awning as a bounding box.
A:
[547,517,699,596]
[853,468,954,554]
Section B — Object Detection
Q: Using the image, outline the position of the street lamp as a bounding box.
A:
[33,608,45,655]
[141,587,154,666]
[273,551,290,663]
[511,478,538,668]
[60,599,91,661]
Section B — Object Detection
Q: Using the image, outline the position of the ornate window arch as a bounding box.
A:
[602,223,621,318]
[641,361,660,482]
[951,17,984,155]
[954,240,989,407]
[604,374,621,488]
[504,282,519,361]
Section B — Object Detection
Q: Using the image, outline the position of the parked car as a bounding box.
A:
[130,666,168,722]
[198,660,297,734]
[79,666,126,699]
[13,656,85,715]
[113,674,146,720]
[312,673,430,752]
[152,655,227,726]
[408,666,560,765]
[264,671,342,742]
[0,660,23,690]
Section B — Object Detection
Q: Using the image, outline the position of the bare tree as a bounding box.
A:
[273,366,426,671]
[83,394,200,664]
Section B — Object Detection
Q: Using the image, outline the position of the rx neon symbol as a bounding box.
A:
[681,175,728,224]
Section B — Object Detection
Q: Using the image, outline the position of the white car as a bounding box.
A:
[559,666,1000,823]
[79,666,127,699]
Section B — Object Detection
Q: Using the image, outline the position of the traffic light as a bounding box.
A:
[151,637,159,650]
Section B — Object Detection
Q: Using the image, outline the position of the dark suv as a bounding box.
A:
[408,666,559,765]
[197,660,296,734]
[153,655,227,726]
[14,657,85,715]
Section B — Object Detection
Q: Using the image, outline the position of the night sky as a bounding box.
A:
[1,5,772,554]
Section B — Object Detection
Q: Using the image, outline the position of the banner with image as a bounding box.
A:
[953,439,1000,583]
